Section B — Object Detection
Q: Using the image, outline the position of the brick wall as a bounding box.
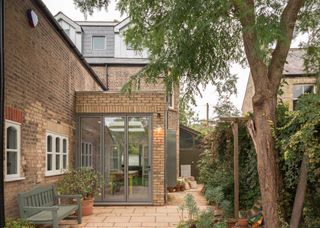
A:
[91,65,107,87]
[242,74,317,113]
[94,64,165,92]
[76,91,167,205]
[4,0,101,217]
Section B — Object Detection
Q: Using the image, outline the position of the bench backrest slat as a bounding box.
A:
[18,185,56,218]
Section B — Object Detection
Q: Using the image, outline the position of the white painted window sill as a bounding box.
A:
[45,170,68,177]
[4,177,26,182]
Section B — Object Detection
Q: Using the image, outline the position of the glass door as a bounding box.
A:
[127,116,151,202]
[79,115,152,203]
[103,117,126,202]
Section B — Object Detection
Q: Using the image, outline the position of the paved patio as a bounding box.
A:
[59,185,209,228]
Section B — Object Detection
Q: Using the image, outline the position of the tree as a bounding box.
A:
[179,97,198,126]
[74,0,320,226]
[214,96,240,118]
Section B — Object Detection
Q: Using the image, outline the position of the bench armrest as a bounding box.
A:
[56,194,82,199]
[23,206,59,211]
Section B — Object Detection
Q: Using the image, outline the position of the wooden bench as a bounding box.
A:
[18,185,82,228]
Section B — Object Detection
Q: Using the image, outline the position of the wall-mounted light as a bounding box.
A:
[27,9,39,28]
[157,113,161,119]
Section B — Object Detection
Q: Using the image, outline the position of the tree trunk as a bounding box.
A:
[248,94,280,228]
[290,156,308,228]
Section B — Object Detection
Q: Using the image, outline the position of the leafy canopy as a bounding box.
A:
[74,0,319,100]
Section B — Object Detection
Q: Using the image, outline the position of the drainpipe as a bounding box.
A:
[0,0,5,225]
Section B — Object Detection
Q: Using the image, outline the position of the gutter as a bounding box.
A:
[31,0,108,91]
[0,0,5,225]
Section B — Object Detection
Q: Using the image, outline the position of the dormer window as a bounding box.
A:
[92,36,106,50]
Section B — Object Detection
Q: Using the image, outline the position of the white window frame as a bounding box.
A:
[4,120,22,181]
[167,88,174,109]
[45,131,68,176]
[81,142,93,168]
[92,36,106,50]
[292,84,316,110]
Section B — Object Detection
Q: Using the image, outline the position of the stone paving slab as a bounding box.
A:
[58,185,209,228]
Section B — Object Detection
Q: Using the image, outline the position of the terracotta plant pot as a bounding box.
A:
[167,186,174,192]
[237,218,248,228]
[227,218,237,228]
[175,186,180,192]
[82,198,94,216]
[180,185,185,191]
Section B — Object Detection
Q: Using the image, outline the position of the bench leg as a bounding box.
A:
[78,206,82,224]
[53,221,59,228]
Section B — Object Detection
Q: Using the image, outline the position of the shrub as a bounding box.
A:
[5,218,34,228]
[57,168,101,199]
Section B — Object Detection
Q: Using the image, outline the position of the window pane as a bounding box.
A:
[56,138,60,153]
[7,127,17,149]
[47,136,52,152]
[304,85,314,94]
[63,139,67,154]
[7,151,17,175]
[92,36,105,50]
[63,155,67,169]
[293,85,303,99]
[56,155,60,170]
[47,154,52,171]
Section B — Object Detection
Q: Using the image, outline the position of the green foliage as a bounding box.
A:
[195,208,216,228]
[74,0,319,102]
[5,218,34,228]
[73,0,109,18]
[178,194,216,228]
[213,96,240,118]
[198,122,260,217]
[57,168,101,199]
[179,97,199,126]
[276,94,320,225]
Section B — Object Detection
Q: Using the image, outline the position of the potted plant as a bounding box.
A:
[175,180,182,192]
[180,180,186,191]
[237,211,249,228]
[227,218,237,228]
[57,168,100,216]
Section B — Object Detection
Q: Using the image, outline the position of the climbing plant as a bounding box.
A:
[276,94,320,227]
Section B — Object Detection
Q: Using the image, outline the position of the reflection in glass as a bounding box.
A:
[80,117,101,200]
[104,117,126,202]
[7,151,17,175]
[128,117,151,201]
[7,127,17,149]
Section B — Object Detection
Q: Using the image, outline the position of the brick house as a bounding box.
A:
[3,0,178,217]
[242,49,317,114]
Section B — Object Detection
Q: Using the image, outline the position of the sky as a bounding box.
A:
[42,0,303,121]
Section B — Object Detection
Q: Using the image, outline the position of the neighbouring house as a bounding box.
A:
[3,0,179,217]
[179,125,201,180]
[242,49,317,114]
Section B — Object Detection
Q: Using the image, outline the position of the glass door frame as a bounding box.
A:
[77,113,153,204]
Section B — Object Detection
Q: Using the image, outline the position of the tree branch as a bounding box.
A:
[268,0,306,91]
[232,0,269,92]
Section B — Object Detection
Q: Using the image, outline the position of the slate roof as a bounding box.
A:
[283,48,315,75]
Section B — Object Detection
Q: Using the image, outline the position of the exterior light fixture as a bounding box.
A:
[26,9,39,28]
